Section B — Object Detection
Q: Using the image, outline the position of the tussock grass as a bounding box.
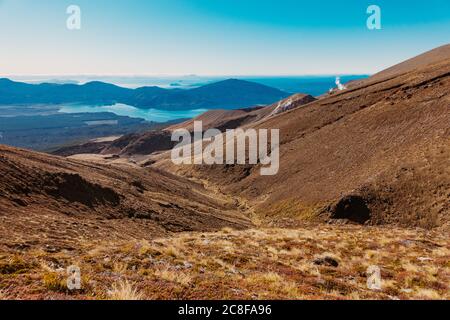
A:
[0,256,33,275]
[154,268,192,287]
[43,272,67,292]
[108,280,143,300]
[414,288,441,300]
[0,289,7,300]
[0,225,448,300]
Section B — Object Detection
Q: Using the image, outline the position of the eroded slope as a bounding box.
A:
[0,145,251,250]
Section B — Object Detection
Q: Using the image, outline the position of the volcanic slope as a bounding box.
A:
[0,145,251,250]
[153,48,450,229]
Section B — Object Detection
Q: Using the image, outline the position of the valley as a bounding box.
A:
[0,45,449,300]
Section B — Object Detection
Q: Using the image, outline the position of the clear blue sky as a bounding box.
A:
[0,0,449,75]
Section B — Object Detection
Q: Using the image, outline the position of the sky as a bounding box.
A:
[0,0,449,76]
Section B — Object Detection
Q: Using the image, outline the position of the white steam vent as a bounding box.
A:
[335,77,347,91]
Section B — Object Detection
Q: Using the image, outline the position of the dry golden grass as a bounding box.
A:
[414,288,441,300]
[154,268,192,287]
[0,225,448,300]
[108,280,143,301]
[42,272,67,292]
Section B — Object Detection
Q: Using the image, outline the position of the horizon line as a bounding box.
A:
[1,73,372,78]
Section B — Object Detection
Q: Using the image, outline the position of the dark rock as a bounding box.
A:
[313,256,339,267]
[330,195,371,224]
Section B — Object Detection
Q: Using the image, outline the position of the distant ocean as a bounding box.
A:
[10,75,369,122]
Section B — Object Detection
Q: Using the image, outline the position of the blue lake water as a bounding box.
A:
[59,104,207,123]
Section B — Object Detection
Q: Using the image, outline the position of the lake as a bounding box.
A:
[59,104,208,123]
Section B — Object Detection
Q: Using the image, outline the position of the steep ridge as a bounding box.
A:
[168,106,274,132]
[169,94,317,132]
[153,52,450,229]
[269,94,317,116]
[371,44,450,82]
[348,44,450,88]
[101,131,175,156]
[0,145,251,249]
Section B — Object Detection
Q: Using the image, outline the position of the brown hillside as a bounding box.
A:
[348,44,450,88]
[371,44,450,81]
[167,107,270,132]
[154,54,450,229]
[269,94,317,116]
[100,131,175,156]
[168,95,316,132]
[52,140,113,157]
[0,145,251,250]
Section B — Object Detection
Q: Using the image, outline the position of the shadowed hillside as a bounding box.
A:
[0,145,251,251]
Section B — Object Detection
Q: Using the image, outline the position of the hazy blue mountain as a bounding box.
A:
[0,78,290,110]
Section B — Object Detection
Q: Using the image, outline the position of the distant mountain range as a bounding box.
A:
[0,78,290,110]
